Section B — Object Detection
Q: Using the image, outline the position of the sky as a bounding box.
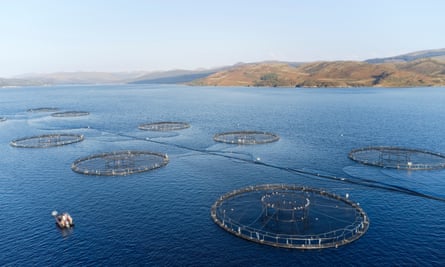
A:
[1,0,445,77]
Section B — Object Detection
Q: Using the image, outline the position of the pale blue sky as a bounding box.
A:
[1,0,444,77]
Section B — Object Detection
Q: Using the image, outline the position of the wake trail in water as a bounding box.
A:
[95,128,445,203]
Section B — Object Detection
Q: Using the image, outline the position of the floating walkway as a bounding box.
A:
[10,133,84,148]
[71,150,169,176]
[349,146,445,170]
[211,184,369,249]
[138,121,190,131]
[213,131,279,145]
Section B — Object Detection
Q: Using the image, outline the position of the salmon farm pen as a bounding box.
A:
[349,146,445,170]
[27,107,59,112]
[213,131,280,145]
[138,121,190,131]
[71,150,169,176]
[10,133,84,148]
[51,111,90,117]
[211,184,369,249]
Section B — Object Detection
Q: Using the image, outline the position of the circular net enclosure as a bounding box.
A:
[349,146,445,170]
[10,134,84,148]
[71,150,169,176]
[213,131,279,145]
[211,184,369,249]
[27,107,59,112]
[138,121,190,131]
[51,111,90,117]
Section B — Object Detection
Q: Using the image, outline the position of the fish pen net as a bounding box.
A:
[71,150,169,176]
[349,146,445,170]
[138,121,190,131]
[27,107,59,112]
[10,134,84,148]
[213,131,279,145]
[51,111,90,117]
[211,184,369,249]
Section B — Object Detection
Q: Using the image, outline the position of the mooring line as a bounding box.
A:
[94,128,445,203]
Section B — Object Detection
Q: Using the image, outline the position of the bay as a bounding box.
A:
[1,84,444,266]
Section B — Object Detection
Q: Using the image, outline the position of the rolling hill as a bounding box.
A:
[190,58,445,88]
[365,48,445,63]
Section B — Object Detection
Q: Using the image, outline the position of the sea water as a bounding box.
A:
[0,84,444,266]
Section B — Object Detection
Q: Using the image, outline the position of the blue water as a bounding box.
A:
[1,85,445,266]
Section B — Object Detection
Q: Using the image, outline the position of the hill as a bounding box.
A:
[129,69,221,84]
[14,71,148,85]
[1,69,223,87]
[189,63,305,87]
[365,48,445,63]
[0,77,47,87]
[190,59,445,88]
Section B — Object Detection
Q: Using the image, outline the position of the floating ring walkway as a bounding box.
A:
[27,107,59,113]
[10,133,84,148]
[211,184,369,249]
[51,111,90,117]
[349,146,445,170]
[71,150,169,176]
[213,131,279,145]
[138,121,190,131]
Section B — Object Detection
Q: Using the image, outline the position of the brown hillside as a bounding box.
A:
[189,63,306,87]
[397,58,445,76]
[190,59,445,88]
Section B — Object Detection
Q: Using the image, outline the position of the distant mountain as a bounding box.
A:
[2,68,224,87]
[0,77,47,87]
[14,71,148,85]
[365,48,445,63]
[129,69,221,84]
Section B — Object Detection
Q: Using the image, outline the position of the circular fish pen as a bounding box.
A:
[213,131,279,145]
[10,134,84,148]
[138,121,190,131]
[27,107,59,112]
[349,146,445,170]
[71,150,169,176]
[211,184,369,249]
[51,111,90,117]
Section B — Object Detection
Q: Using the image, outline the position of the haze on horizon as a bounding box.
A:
[1,0,444,78]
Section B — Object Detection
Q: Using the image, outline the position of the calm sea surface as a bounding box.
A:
[1,85,445,266]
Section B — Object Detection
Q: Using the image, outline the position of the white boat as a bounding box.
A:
[52,211,74,228]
